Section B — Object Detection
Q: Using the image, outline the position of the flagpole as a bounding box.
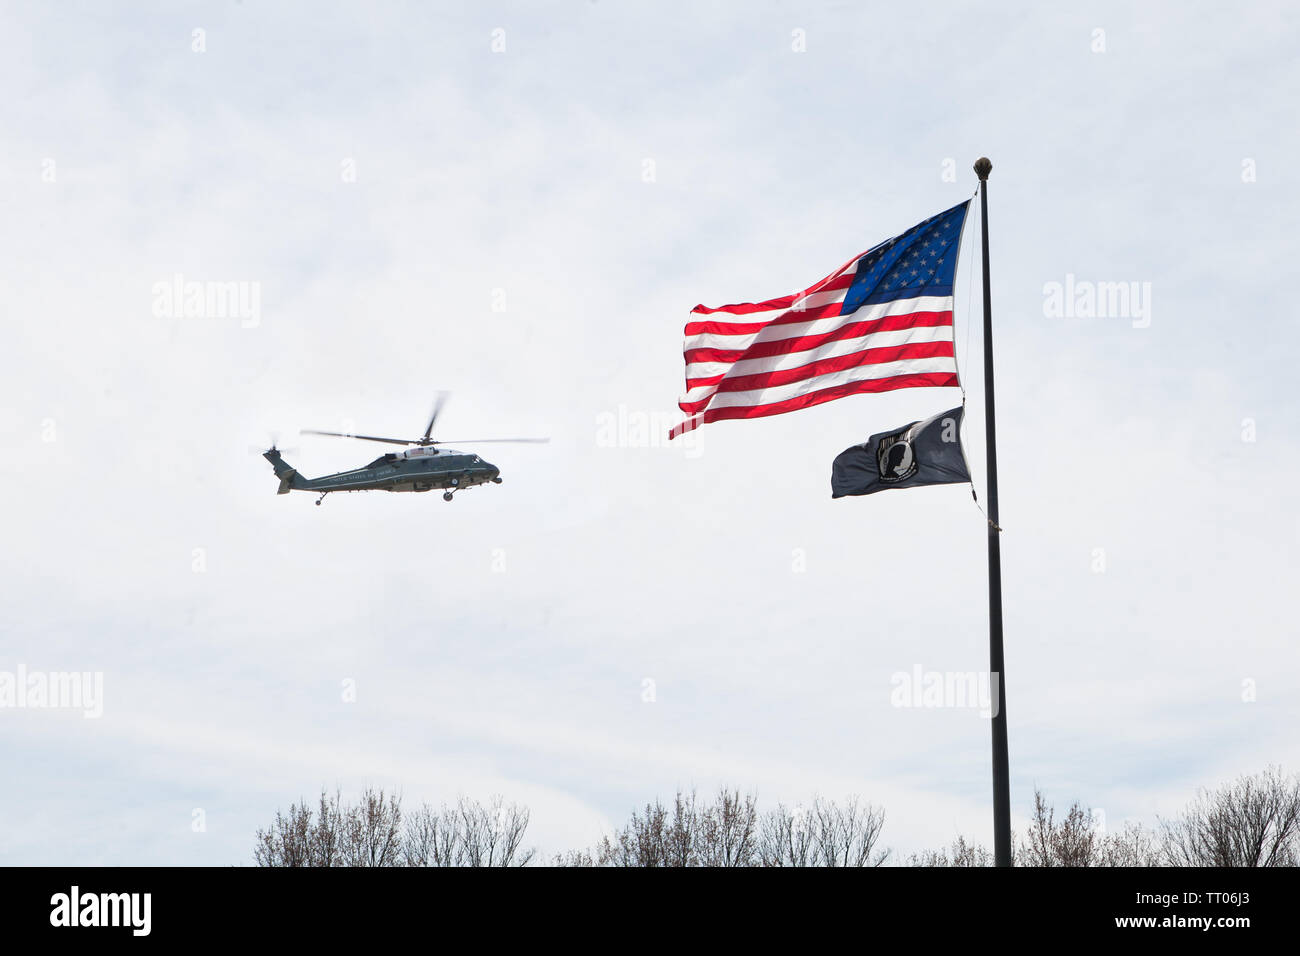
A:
[974,157,1011,867]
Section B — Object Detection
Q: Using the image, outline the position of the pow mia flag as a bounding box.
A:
[831,406,970,498]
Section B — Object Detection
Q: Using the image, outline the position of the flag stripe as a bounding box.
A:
[684,309,953,371]
[685,321,953,390]
[670,372,960,439]
[684,293,849,335]
[682,294,953,350]
[682,341,955,409]
[688,271,859,316]
[670,201,969,438]
[680,353,959,414]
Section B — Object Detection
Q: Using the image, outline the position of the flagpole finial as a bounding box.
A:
[974,157,992,181]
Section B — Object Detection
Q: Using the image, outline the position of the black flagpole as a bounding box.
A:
[974,156,1011,867]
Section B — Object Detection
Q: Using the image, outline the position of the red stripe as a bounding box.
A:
[685,335,953,390]
[688,272,858,317]
[680,342,955,413]
[684,340,955,401]
[685,300,847,336]
[684,311,952,366]
[684,317,771,337]
[670,373,958,438]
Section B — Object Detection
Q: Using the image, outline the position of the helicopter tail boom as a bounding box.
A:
[263,449,308,494]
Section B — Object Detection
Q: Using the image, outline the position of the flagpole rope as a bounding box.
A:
[957,187,996,530]
[955,185,979,404]
[970,486,1002,532]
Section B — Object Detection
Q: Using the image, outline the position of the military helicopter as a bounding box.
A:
[262,395,548,504]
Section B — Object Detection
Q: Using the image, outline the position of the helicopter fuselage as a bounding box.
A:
[265,447,500,502]
[316,451,500,493]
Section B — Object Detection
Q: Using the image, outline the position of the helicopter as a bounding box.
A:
[262,395,548,504]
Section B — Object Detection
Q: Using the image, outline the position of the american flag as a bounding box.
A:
[670,201,970,439]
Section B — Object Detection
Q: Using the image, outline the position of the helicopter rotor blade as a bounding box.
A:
[423,391,450,442]
[301,429,416,446]
[433,438,551,445]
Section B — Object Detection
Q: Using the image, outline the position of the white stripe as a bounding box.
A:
[684,294,952,352]
[684,323,954,386]
[682,356,957,412]
[689,284,850,329]
[792,286,850,313]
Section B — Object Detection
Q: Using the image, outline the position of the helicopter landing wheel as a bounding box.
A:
[443,492,454,502]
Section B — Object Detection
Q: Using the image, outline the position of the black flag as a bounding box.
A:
[831,406,970,498]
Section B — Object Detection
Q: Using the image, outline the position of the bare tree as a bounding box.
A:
[456,796,536,867]
[662,790,700,866]
[1161,766,1300,867]
[1096,822,1162,867]
[337,787,403,867]
[402,803,463,867]
[595,791,692,867]
[758,802,817,866]
[908,836,994,867]
[594,789,743,867]
[254,789,535,867]
[906,790,1156,867]
[591,790,883,867]
[1021,789,1097,866]
[253,797,313,868]
[254,789,345,867]
[759,797,887,867]
[551,848,597,867]
[1015,788,1163,867]
[255,769,1298,869]
[812,796,889,867]
[699,789,760,867]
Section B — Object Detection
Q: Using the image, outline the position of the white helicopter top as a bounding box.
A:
[400,444,468,459]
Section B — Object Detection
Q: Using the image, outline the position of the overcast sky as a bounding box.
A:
[2,0,1297,864]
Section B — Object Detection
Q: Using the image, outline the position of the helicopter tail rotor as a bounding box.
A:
[248,431,298,457]
[263,448,308,494]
